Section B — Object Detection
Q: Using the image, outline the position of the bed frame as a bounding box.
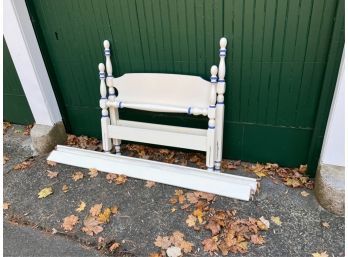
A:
[47,38,257,201]
[100,38,227,171]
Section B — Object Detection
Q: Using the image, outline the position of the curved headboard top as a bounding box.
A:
[112,73,213,109]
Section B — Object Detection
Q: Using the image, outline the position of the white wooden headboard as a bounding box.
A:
[99,38,227,171]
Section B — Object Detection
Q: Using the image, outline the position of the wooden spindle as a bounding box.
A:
[206,65,218,171]
[99,63,112,152]
[214,37,227,171]
[103,40,121,154]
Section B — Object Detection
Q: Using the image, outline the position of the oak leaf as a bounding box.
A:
[88,168,98,178]
[38,187,53,198]
[72,171,84,181]
[47,170,59,178]
[62,215,79,231]
[90,203,102,216]
[81,216,103,236]
[76,201,86,212]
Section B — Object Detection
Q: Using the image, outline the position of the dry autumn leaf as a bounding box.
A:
[98,208,111,224]
[62,215,79,231]
[115,175,127,185]
[3,155,9,165]
[47,170,59,178]
[3,202,10,210]
[154,236,172,249]
[62,185,69,193]
[109,242,120,252]
[258,216,270,230]
[90,204,102,216]
[299,164,308,174]
[106,173,117,183]
[271,216,282,226]
[250,234,265,245]
[38,187,53,198]
[202,237,219,253]
[47,160,57,166]
[72,171,84,181]
[186,214,197,227]
[145,181,156,188]
[111,206,119,214]
[312,252,329,257]
[88,168,98,178]
[321,222,330,228]
[193,208,204,224]
[81,216,103,236]
[149,253,162,257]
[76,201,86,212]
[301,191,310,197]
[14,159,33,170]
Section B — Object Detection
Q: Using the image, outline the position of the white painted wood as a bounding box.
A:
[215,37,227,170]
[99,63,112,152]
[3,0,62,126]
[103,40,121,153]
[48,146,257,201]
[117,120,207,136]
[113,73,212,109]
[320,47,345,167]
[108,124,207,151]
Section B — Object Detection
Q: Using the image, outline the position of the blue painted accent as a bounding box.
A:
[118,102,123,108]
[209,105,216,108]
[219,49,227,53]
[208,126,215,129]
[216,101,224,104]
[107,75,113,77]
[187,107,191,114]
[101,115,109,117]
[218,79,225,82]
[108,93,116,96]
[214,161,221,163]
[100,97,107,99]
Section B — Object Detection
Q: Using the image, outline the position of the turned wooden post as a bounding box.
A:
[214,37,227,171]
[99,63,112,152]
[206,65,218,171]
[103,40,121,154]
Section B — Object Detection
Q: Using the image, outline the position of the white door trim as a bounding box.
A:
[3,0,62,126]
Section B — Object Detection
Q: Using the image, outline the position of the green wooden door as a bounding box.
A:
[27,0,344,175]
[3,38,34,124]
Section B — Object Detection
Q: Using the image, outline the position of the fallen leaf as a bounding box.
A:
[284,178,301,188]
[179,240,194,254]
[3,155,9,164]
[321,222,330,228]
[3,202,10,210]
[47,170,59,178]
[88,168,98,178]
[106,173,117,183]
[62,185,69,193]
[38,187,53,198]
[98,208,111,224]
[166,246,181,257]
[14,159,33,170]
[109,242,120,252]
[193,208,204,224]
[90,204,102,216]
[312,252,329,257]
[51,228,58,234]
[76,201,86,212]
[206,220,221,236]
[186,214,197,227]
[250,234,265,245]
[154,236,172,249]
[301,191,310,197]
[202,237,218,253]
[115,175,127,185]
[111,206,119,214]
[271,216,282,226]
[62,215,79,231]
[258,216,270,230]
[171,208,177,213]
[81,216,103,236]
[145,181,156,188]
[72,171,84,181]
[47,160,57,166]
[149,253,162,257]
[299,164,308,174]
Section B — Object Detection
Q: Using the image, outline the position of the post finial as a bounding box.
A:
[98,63,105,72]
[210,65,218,77]
[103,40,110,49]
[220,37,227,48]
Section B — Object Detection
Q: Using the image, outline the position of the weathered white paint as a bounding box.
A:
[48,145,257,201]
[3,0,62,126]
[320,47,345,167]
